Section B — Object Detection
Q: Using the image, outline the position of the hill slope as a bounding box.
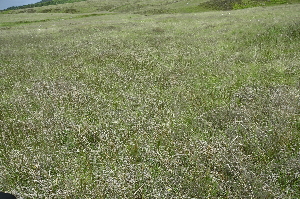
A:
[2,0,300,14]
[2,0,210,14]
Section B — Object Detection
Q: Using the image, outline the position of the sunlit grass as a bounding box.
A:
[1,3,300,198]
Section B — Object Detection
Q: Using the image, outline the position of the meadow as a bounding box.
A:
[0,1,300,198]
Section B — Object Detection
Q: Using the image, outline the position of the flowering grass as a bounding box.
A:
[0,3,300,198]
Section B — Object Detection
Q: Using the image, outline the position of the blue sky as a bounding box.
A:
[0,0,41,10]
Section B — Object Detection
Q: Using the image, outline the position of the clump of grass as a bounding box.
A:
[201,85,300,197]
[200,0,243,10]
[233,0,288,9]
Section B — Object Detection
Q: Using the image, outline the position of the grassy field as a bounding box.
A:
[1,1,300,198]
[2,0,299,14]
[1,0,209,14]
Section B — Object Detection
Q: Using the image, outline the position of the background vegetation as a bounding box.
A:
[2,0,300,13]
[3,0,87,11]
[0,0,300,198]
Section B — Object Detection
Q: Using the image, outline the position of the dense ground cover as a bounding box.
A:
[1,2,300,198]
[2,0,300,14]
[1,0,209,14]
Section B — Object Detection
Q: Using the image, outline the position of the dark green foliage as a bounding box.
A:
[233,0,288,9]
[200,0,293,10]
[200,0,243,10]
[65,8,79,13]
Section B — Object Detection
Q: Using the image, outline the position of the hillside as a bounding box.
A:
[1,1,300,199]
[2,0,208,14]
[2,0,300,14]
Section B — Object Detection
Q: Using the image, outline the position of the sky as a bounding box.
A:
[0,0,41,10]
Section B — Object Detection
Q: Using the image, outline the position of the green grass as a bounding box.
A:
[3,0,87,11]
[1,2,300,198]
[2,0,300,14]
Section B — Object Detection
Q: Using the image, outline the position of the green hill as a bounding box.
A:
[0,0,300,198]
[2,0,300,14]
[2,0,86,11]
[2,0,208,14]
